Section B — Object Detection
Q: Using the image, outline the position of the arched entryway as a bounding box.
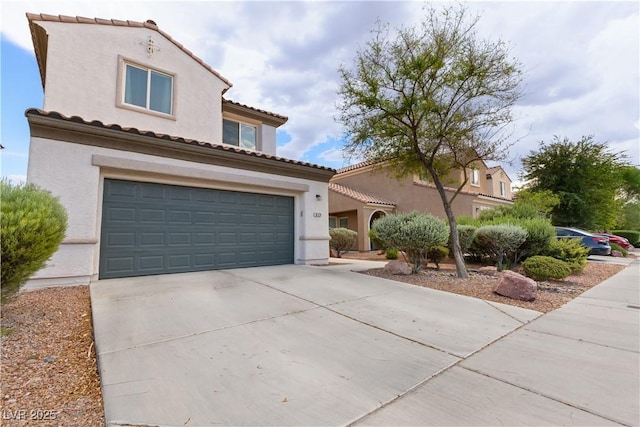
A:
[368,210,387,250]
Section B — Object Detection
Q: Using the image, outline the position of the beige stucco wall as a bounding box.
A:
[487,170,513,200]
[333,168,479,220]
[25,137,330,287]
[36,21,231,148]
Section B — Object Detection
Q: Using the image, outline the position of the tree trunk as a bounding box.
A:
[429,169,469,279]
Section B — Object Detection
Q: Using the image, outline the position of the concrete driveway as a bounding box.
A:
[90,261,639,426]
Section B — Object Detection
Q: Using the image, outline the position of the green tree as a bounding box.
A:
[616,166,640,229]
[513,189,560,217]
[521,136,628,230]
[337,6,523,278]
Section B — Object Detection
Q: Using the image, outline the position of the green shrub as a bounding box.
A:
[449,225,476,257]
[610,243,628,257]
[385,247,399,259]
[427,245,449,269]
[522,256,572,281]
[477,203,541,221]
[1,180,68,302]
[329,227,357,258]
[474,224,528,271]
[611,230,640,246]
[372,212,449,273]
[515,217,556,262]
[544,238,589,273]
[369,228,387,253]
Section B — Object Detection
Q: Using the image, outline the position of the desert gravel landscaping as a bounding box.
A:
[0,256,630,425]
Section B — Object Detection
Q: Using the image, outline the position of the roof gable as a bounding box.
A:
[26,13,233,91]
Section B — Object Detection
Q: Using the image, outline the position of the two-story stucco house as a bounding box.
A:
[328,160,513,252]
[25,14,334,287]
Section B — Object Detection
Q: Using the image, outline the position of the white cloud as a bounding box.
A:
[318,147,346,164]
[1,1,638,181]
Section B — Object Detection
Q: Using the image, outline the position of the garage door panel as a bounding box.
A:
[104,207,136,223]
[100,179,294,278]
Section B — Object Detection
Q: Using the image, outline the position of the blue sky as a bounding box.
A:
[1,1,639,185]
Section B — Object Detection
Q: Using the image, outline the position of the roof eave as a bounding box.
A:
[25,109,335,182]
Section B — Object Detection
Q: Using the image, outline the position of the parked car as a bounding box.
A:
[554,227,612,256]
[597,233,633,251]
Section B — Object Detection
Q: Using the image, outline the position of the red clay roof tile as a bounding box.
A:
[329,182,396,206]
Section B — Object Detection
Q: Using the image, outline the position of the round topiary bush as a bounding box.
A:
[329,227,357,258]
[474,224,528,271]
[522,256,572,282]
[1,180,68,302]
[372,212,448,273]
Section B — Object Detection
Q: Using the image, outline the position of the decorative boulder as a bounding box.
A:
[477,266,498,276]
[494,270,537,301]
[612,250,623,258]
[384,260,411,275]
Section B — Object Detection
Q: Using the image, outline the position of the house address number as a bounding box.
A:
[313,212,322,218]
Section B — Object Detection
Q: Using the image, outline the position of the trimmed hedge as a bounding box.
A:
[372,212,448,273]
[1,180,68,302]
[329,228,357,258]
[522,256,572,281]
[474,224,528,271]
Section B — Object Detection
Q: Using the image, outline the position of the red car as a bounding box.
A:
[599,233,633,251]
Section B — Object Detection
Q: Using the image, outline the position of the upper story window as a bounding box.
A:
[500,181,507,196]
[223,119,257,150]
[123,63,173,115]
[471,169,480,186]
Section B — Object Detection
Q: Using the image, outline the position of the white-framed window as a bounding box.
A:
[223,119,257,150]
[500,181,507,196]
[123,62,173,115]
[471,169,480,186]
[329,217,337,229]
[339,217,348,228]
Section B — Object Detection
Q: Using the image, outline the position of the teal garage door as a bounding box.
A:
[100,179,294,279]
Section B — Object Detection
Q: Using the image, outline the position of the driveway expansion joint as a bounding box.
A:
[97,307,321,355]
[459,365,631,427]
[522,326,640,354]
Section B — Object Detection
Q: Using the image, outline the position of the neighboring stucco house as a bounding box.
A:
[328,160,513,252]
[25,14,334,286]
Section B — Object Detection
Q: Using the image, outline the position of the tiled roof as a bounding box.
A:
[26,13,232,90]
[329,182,396,206]
[25,109,334,172]
[335,160,382,174]
[222,98,288,124]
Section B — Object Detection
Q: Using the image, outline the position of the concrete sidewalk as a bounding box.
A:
[90,260,639,426]
[359,260,640,426]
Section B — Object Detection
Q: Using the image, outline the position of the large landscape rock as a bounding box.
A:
[384,260,411,275]
[494,270,537,301]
